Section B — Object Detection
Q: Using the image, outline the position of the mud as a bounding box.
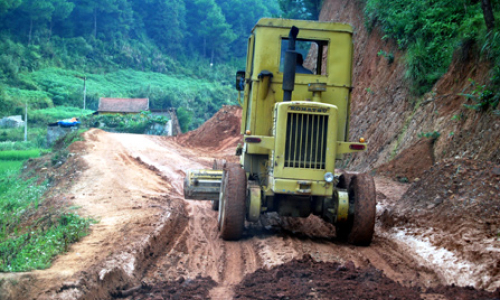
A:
[234,254,422,300]
[126,276,217,300]
[234,254,500,300]
[379,158,500,291]
[1,106,499,300]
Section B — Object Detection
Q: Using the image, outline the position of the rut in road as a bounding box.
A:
[118,133,449,298]
[2,122,497,300]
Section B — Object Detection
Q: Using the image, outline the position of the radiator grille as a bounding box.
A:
[284,112,328,169]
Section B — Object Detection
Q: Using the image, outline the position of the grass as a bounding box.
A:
[0,212,94,272]
[0,150,41,161]
[29,107,94,125]
[0,138,94,272]
[0,160,23,177]
[0,141,40,151]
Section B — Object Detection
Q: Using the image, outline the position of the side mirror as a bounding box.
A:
[236,70,245,91]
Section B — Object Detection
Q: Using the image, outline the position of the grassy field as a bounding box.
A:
[0,137,94,272]
[0,149,41,160]
[0,160,23,177]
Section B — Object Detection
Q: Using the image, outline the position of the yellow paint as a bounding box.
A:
[337,191,349,222]
[238,18,366,199]
[273,178,333,197]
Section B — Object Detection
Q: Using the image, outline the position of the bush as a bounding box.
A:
[29,107,93,126]
[0,141,39,151]
[81,112,168,134]
[363,0,486,95]
[460,79,498,111]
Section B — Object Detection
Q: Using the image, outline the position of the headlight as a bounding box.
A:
[324,172,334,183]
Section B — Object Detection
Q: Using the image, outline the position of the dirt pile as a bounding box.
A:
[176,105,242,151]
[234,255,421,299]
[126,276,217,300]
[375,138,435,182]
[378,158,500,291]
[394,158,500,224]
[234,255,500,300]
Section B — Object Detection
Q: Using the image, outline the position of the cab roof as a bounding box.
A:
[253,18,353,34]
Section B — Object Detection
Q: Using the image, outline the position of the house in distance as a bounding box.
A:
[96,98,149,115]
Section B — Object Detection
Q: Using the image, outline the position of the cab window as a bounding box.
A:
[279,39,329,75]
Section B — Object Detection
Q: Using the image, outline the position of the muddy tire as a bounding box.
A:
[337,171,357,189]
[211,159,226,211]
[336,173,376,246]
[218,166,247,240]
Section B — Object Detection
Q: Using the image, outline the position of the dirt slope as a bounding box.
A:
[1,106,498,300]
[320,0,500,172]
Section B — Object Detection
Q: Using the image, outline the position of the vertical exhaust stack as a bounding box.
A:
[283,26,299,102]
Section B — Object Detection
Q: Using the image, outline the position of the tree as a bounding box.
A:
[70,0,130,40]
[17,0,55,44]
[136,0,186,56]
[0,0,22,15]
[480,0,495,31]
[216,0,280,56]
[48,0,75,39]
[185,0,235,60]
[177,106,192,132]
[277,0,323,20]
[470,0,496,31]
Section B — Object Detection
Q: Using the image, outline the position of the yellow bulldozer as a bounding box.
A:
[184,18,376,246]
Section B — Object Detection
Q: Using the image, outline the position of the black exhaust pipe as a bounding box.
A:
[283,26,299,102]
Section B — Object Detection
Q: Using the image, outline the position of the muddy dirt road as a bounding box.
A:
[1,108,499,300]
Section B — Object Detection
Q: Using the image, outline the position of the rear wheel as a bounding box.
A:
[218,166,246,240]
[335,173,376,246]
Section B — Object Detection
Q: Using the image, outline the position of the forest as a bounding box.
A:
[0,0,498,139]
[0,0,286,132]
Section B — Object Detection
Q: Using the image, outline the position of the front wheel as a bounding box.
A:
[336,173,376,246]
[211,159,226,211]
[218,166,247,240]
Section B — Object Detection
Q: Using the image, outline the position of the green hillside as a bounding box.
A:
[0,0,280,134]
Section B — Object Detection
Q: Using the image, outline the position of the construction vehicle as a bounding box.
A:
[184,18,376,246]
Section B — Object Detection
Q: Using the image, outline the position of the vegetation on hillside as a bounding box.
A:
[362,0,500,104]
[0,131,93,272]
[277,0,324,20]
[0,1,281,272]
[0,0,280,132]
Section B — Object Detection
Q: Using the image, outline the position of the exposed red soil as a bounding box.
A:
[234,254,500,300]
[175,105,243,151]
[127,276,217,300]
[1,106,499,300]
[234,254,422,300]
[320,0,500,172]
[375,138,435,182]
[379,158,500,291]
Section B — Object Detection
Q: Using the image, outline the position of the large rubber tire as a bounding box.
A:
[337,171,357,189]
[218,166,247,240]
[336,173,376,246]
[211,159,226,211]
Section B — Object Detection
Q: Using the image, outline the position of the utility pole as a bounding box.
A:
[24,102,27,142]
[83,76,87,110]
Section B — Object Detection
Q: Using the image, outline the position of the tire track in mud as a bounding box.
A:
[6,131,495,300]
[119,134,453,297]
[49,132,490,299]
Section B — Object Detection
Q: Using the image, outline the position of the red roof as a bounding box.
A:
[98,98,149,113]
